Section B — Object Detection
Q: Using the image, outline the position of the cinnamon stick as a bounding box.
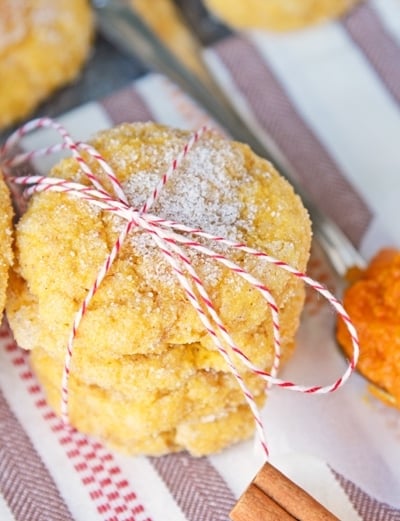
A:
[230,483,296,521]
[230,462,340,521]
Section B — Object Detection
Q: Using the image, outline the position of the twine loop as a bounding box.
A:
[1,117,359,457]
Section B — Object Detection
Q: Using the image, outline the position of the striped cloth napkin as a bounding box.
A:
[1,0,400,519]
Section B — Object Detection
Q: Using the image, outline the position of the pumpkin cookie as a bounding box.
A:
[7,122,311,455]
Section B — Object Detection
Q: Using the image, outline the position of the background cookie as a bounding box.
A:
[0,0,93,130]
[204,0,361,31]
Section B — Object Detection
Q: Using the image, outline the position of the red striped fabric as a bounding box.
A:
[0,332,74,521]
[0,323,152,521]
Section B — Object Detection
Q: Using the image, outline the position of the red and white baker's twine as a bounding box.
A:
[1,117,359,458]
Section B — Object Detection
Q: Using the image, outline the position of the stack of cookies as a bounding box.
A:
[6,123,311,456]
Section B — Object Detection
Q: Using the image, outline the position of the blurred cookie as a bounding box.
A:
[0,0,93,130]
[7,122,311,455]
[204,0,360,31]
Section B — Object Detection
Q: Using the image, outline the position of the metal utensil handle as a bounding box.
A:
[94,1,366,275]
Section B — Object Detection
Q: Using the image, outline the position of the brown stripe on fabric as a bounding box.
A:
[331,469,400,520]
[150,453,236,521]
[0,388,74,521]
[101,84,154,125]
[214,36,372,247]
[343,3,400,105]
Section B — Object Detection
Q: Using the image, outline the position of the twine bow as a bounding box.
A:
[1,117,359,457]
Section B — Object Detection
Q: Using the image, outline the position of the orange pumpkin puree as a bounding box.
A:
[337,248,400,408]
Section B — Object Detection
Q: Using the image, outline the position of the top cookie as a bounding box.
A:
[0,0,93,130]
